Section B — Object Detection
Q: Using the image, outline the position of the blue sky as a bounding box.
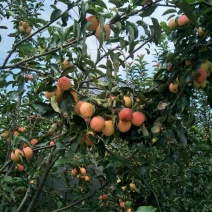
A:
[0,1,174,79]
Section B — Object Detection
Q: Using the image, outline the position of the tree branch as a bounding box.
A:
[52,182,108,212]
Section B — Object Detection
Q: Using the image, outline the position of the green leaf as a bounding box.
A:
[139,4,158,17]
[135,206,157,212]
[50,9,62,22]
[180,149,190,166]
[50,95,61,114]
[162,9,177,16]
[150,18,161,45]
[195,144,211,151]
[109,0,123,7]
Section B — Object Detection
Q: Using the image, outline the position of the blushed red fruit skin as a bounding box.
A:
[74,101,85,114]
[131,111,145,126]
[119,108,133,122]
[178,15,190,26]
[90,116,105,132]
[16,164,25,172]
[102,194,107,200]
[57,76,71,90]
[95,24,111,41]
[23,147,33,160]
[194,68,207,83]
[119,201,125,209]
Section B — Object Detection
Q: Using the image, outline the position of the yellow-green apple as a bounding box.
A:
[123,96,132,108]
[169,82,179,93]
[117,120,132,133]
[200,61,212,77]
[193,80,207,89]
[80,102,95,119]
[102,120,115,136]
[10,149,23,162]
[168,18,178,30]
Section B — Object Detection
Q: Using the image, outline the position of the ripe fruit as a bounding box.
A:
[71,168,78,176]
[131,111,145,126]
[10,149,23,162]
[194,68,207,83]
[95,24,111,41]
[25,74,33,81]
[15,164,25,172]
[193,80,207,89]
[30,138,38,146]
[19,25,25,33]
[169,82,179,94]
[127,209,132,212]
[102,120,114,136]
[85,131,95,146]
[45,85,63,102]
[80,102,95,119]
[84,175,91,181]
[102,194,107,200]
[1,131,9,139]
[18,127,26,133]
[79,167,86,175]
[58,76,71,90]
[123,96,132,108]
[70,91,78,102]
[117,121,132,133]
[23,147,33,160]
[197,27,208,37]
[49,141,55,146]
[177,15,190,26]
[90,116,105,132]
[61,60,72,70]
[86,15,99,31]
[119,108,133,122]
[168,18,178,30]
[25,26,32,35]
[13,131,19,136]
[74,101,85,114]
[121,186,126,191]
[129,182,136,190]
[200,61,212,77]
[119,201,125,209]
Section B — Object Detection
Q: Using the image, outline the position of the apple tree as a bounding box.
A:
[0,0,211,211]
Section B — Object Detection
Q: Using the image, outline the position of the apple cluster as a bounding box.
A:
[19,21,32,35]
[71,167,91,181]
[86,15,111,41]
[169,60,212,93]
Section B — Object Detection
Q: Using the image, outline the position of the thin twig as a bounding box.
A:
[52,182,108,212]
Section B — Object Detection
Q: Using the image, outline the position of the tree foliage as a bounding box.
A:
[0,0,211,211]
